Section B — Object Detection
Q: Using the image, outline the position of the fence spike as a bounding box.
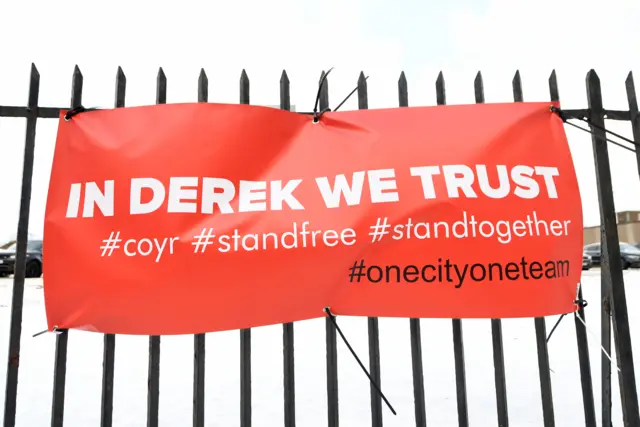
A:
[156,68,167,105]
[280,71,290,111]
[626,72,637,109]
[398,72,408,108]
[198,68,207,83]
[436,72,446,106]
[240,70,250,105]
[549,70,559,102]
[280,70,289,84]
[357,72,368,110]
[115,67,126,108]
[586,69,599,86]
[318,71,329,112]
[512,70,523,102]
[198,69,208,103]
[474,71,484,103]
[71,66,83,107]
[398,71,407,92]
[116,66,126,87]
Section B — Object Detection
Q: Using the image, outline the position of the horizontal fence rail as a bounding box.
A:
[0,104,634,121]
[1,65,639,427]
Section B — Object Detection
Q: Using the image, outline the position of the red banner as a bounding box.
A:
[44,102,582,335]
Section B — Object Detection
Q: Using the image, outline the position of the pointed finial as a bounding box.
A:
[398,71,408,107]
[156,68,167,105]
[512,70,523,102]
[474,71,483,85]
[548,70,559,102]
[436,71,446,106]
[70,65,83,107]
[116,66,126,82]
[72,65,82,79]
[586,69,600,85]
[512,70,521,87]
[474,71,484,103]
[240,69,250,105]
[198,68,207,85]
[280,70,289,84]
[398,71,407,85]
[30,63,39,77]
[198,68,208,102]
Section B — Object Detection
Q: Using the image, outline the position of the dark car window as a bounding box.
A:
[29,240,42,252]
[620,243,640,254]
[584,243,600,253]
[6,240,42,252]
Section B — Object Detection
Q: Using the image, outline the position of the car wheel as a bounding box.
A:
[622,260,630,270]
[25,261,42,278]
[0,272,7,277]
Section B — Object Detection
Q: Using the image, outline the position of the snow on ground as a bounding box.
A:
[0,270,638,427]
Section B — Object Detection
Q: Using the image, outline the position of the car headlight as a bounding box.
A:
[8,255,15,260]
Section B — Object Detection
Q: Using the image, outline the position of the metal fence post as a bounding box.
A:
[397,71,428,427]
[585,69,640,427]
[435,71,469,427]
[2,63,40,427]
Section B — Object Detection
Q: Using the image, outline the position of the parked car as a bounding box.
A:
[583,242,640,270]
[582,253,592,270]
[0,239,43,278]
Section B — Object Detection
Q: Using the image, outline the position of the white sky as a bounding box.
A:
[0,0,638,242]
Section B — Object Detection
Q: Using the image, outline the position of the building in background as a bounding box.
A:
[583,210,640,245]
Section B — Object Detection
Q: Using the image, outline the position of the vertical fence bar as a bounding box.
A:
[397,71,427,427]
[239,69,252,427]
[50,65,83,427]
[473,71,509,427]
[575,285,596,427]
[586,71,612,427]
[436,71,469,427]
[549,69,597,427]
[357,71,383,427]
[280,70,296,427]
[586,69,640,427]
[627,73,640,178]
[2,63,40,427]
[146,67,166,427]
[514,69,556,427]
[321,70,339,427]
[100,66,126,427]
[192,68,208,427]
[524,71,556,427]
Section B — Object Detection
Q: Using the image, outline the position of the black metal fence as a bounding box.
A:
[1,65,639,427]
